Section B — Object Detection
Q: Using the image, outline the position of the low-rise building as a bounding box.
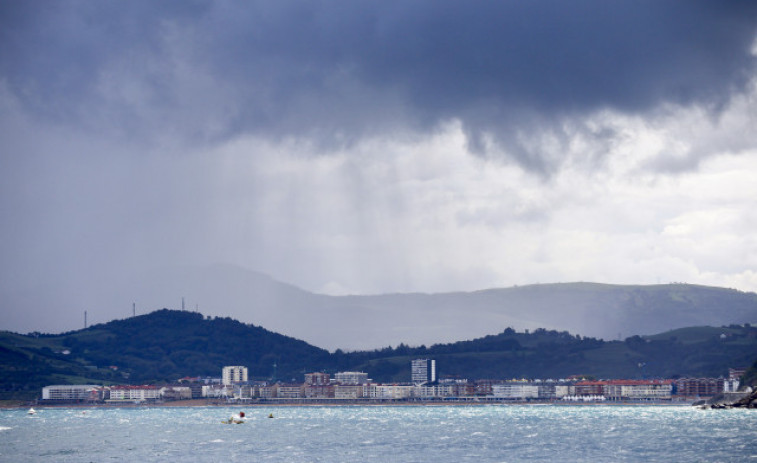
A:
[438,380,474,397]
[414,384,440,398]
[536,383,572,400]
[368,384,414,400]
[257,384,278,399]
[277,383,304,399]
[574,381,606,396]
[675,378,724,397]
[107,385,160,403]
[334,384,364,399]
[334,371,370,385]
[41,385,100,402]
[231,384,254,400]
[159,386,192,400]
[202,384,233,398]
[435,384,457,397]
[304,384,334,399]
[603,380,673,401]
[474,380,500,396]
[492,382,540,400]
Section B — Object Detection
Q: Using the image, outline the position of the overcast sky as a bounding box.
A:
[2,1,757,335]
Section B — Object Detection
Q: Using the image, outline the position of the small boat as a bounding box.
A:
[223,411,246,424]
[27,408,36,415]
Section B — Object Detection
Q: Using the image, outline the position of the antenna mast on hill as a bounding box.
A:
[133,302,136,317]
[84,310,87,329]
[182,297,185,311]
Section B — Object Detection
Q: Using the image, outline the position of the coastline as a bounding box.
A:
[2,398,696,410]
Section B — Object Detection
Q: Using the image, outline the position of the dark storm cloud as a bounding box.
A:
[2,0,756,170]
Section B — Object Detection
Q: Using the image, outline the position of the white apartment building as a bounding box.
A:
[413,384,457,398]
[364,384,415,400]
[603,380,673,401]
[222,366,248,385]
[107,385,160,402]
[41,385,100,402]
[492,383,540,400]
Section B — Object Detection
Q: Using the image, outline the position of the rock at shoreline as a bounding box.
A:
[697,388,757,409]
[731,388,757,409]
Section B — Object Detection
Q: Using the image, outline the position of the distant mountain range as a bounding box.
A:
[4,265,757,351]
[101,266,757,350]
[2,309,756,401]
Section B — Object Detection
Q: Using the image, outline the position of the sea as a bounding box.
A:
[1,405,756,462]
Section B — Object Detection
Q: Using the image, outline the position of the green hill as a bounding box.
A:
[2,310,756,400]
[344,325,757,382]
[57,309,331,382]
[0,309,330,399]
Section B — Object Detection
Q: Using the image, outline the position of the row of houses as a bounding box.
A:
[41,384,190,403]
[40,376,741,404]
[40,364,745,404]
[213,378,739,402]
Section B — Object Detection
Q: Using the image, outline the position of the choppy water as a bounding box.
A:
[1,405,756,462]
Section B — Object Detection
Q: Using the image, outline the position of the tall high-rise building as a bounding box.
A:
[222,366,248,385]
[411,359,436,385]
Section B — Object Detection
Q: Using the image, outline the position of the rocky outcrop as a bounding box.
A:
[697,388,757,409]
[730,388,757,408]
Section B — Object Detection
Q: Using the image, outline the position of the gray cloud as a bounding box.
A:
[2,1,757,340]
[2,1,755,171]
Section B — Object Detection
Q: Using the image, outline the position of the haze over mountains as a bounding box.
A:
[4,3,757,360]
[6,265,757,351]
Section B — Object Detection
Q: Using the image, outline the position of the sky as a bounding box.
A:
[1,1,757,335]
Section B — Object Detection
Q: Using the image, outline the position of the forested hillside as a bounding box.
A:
[340,325,757,382]
[2,310,756,400]
[0,310,330,398]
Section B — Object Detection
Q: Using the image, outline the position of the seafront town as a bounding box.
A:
[37,360,746,406]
